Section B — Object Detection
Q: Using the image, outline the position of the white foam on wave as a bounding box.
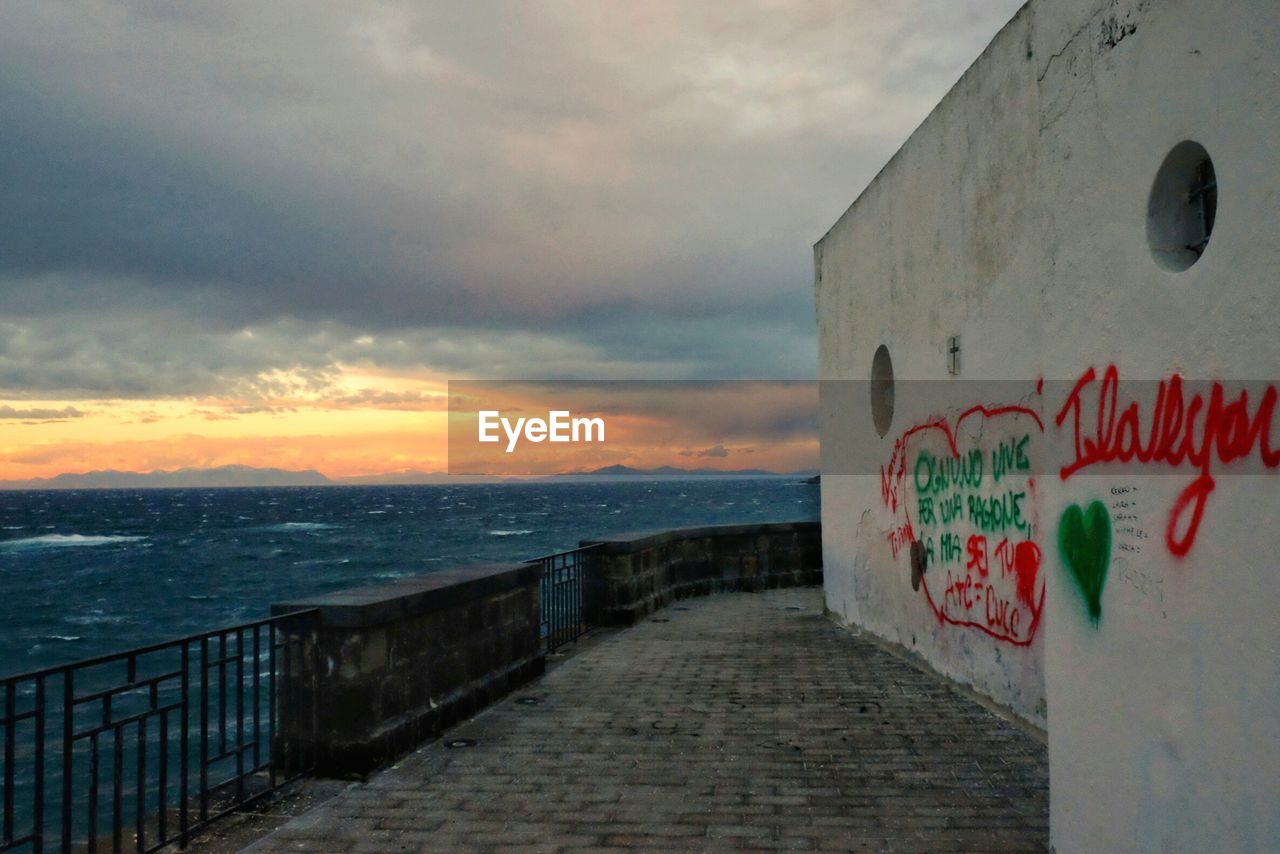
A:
[1,534,147,550]
[290,557,352,567]
[260,522,337,533]
[66,612,127,626]
[488,529,534,537]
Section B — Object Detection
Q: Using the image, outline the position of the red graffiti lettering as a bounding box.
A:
[966,534,989,577]
[886,521,914,560]
[985,586,1022,637]
[1056,365,1280,556]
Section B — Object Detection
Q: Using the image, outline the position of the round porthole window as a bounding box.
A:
[870,344,894,438]
[1147,140,1217,271]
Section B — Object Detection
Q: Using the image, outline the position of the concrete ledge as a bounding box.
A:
[581,521,822,625]
[273,563,543,778]
[272,562,542,628]
[585,520,820,551]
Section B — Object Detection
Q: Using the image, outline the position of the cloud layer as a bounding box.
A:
[0,0,1024,396]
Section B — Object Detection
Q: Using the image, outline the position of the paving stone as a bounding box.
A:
[245,589,1047,852]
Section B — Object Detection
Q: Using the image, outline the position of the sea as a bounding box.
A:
[0,478,818,679]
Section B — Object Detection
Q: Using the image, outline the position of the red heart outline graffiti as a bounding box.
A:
[881,402,1046,646]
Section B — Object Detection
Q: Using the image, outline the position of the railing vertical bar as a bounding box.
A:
[309,626,319,772]
[545,558,552,651]
[539,560,548,647]
[198,638,208,824]
[157,712,168,847]
[112,725,122,854]
[4,681,14,844]
[234,629,244,805]
[563,558,569,646]
[553,559,560,649]
[217,635,227,759]
[178,644,189,848]
[87,732,98,854]
[135,718,145,853]
[267,628,277,791]
[279,633,291,785]
[251,629,261,774]
[33,676,45,852]
[61,672,73,854]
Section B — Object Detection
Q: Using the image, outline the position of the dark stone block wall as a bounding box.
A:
[582,521,822,626]
[272,563,543,777]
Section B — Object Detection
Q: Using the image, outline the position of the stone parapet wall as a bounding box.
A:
[582,521,822,626]
[273,562,542,777]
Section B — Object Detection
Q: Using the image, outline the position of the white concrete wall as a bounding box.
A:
[816,0,1280,851]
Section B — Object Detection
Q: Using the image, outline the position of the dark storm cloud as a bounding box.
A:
[680,444,730,459]
[0,0,1025,396]
[0,405,84,419]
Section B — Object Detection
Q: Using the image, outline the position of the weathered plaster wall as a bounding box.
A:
[816,0,1280,850]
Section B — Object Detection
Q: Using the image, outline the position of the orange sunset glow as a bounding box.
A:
[0,367,451,481]
[2,373,819,482]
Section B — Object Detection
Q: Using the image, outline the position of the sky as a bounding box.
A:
[0,0,1025,480]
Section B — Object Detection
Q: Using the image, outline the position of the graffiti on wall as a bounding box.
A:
[1056,365,1280,556]
[878,366,1279,633]
[881,404,1046,645]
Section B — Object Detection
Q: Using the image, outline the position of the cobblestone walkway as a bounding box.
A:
[248,588,1047,852]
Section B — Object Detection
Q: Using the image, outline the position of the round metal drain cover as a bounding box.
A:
[446,737,477,749]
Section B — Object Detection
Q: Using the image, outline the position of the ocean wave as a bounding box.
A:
[66,612,128,625]
[0,534,147,550]
[259,522,338,533]
[44,635,83,642]
[488,529,534,537]
[290,557,351,567]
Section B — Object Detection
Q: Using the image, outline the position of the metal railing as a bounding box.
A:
[526,544,602,652]
[0,610,318,853]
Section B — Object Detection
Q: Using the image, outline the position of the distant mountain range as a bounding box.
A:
[0,464,818,490]
[555,464,817,478]
[0,465,330,490]
[0,465,477,490]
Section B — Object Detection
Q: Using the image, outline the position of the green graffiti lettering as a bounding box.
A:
[918,495,936,525]
[914,451,935,495]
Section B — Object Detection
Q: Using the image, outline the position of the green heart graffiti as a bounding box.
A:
[1058,501,1111,625]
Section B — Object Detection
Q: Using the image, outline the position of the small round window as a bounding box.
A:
[870,344,894,438]
[1147,140,1216,272]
